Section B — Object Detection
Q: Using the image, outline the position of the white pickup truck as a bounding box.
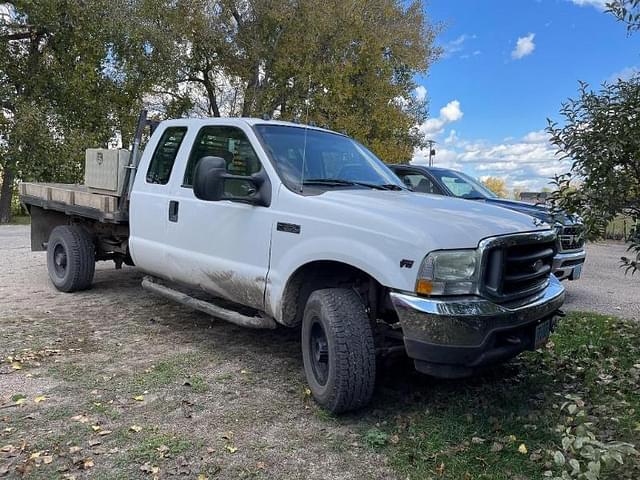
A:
[20,113,565,413]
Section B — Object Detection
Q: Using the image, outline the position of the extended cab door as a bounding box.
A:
[162,123,273,310]
[129,124,190,272]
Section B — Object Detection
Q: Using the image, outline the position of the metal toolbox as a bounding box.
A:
[84,148,130,196]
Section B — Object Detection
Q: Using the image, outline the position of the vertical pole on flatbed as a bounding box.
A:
[118,110,148,212]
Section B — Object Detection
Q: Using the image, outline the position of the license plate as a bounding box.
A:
[571,264,582,280]
[535,319,551,349]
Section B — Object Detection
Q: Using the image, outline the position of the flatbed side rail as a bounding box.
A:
[20,193,128,224]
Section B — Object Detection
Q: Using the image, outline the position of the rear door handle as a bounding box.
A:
[168,200,179,222]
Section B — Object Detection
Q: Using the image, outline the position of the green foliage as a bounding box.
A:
[364,427,389,448]
[546,77,640,274]
[0,0,169,222]
[153,0,440,162]
[373,313,640,480]
[551,394,638,480]
[606,0,640,33]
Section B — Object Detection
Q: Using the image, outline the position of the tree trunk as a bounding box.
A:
[0,167,15,224]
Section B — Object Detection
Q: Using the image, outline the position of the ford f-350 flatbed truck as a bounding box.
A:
[20,112,565,413]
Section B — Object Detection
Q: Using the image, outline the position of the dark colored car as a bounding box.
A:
[388,164,586,280]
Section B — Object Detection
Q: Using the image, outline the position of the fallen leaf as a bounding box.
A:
[14,398,26,406]
[471,437,485,444]
[225,445,237,454]
[82,458,94,469]
[491,442,504,452]
[34,396,46,403]
[140,462,159,474]
[133,395,145,402]
[197,475,208,480]
[71,415,89,423]
[518,443,528,454]
[91,425,101,432]
[11,363,22,370]
[88,439,102,447]
[69,446,82,454]
[97,430,112,436]
[129,425,142,432]
[29,451,42,460]
[43,455,53,464]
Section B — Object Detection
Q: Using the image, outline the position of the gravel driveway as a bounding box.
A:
[563,241,639,321]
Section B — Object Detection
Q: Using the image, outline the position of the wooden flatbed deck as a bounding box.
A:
[19,182,128,223]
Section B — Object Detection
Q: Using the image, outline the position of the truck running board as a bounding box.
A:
[141,276,277,329]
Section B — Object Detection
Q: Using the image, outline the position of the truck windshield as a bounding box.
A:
[429,169,497,199]
[254,124,404,192]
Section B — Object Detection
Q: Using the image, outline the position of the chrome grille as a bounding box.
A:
[481,232,557,302]
[558,225,585,252]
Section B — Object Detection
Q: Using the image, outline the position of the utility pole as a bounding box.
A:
[427,140,436,167]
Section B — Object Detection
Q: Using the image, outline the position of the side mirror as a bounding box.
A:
[193,156,271,207]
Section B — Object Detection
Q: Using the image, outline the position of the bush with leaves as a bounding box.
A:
[547,394,638,480]
[546,76,640,275]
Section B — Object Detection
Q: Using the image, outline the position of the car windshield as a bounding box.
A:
[254,124,404,191]
[429,169,497,199]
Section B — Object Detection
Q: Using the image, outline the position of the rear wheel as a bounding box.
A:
[46,225,95,292]
[301,288,376,413]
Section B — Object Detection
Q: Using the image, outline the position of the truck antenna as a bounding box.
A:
[299,74,312,193]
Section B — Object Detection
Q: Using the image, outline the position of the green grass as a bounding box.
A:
[125,432,195,463]
[370,312,640,480]
[131,352,205,390]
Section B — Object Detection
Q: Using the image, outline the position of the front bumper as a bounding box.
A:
[390,276,565,378]
[552,250,586,281]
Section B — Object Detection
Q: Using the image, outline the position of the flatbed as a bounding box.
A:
[19,182,128,223]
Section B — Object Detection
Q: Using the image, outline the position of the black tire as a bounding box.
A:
[46,225,95,292]
[301,288,376,413]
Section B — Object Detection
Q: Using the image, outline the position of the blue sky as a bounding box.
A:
[412,0,639,191]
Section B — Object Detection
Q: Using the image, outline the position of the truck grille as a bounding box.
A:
[557,225,585,252]
[481,232,557,302]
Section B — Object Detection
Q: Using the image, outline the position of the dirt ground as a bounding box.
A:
[1,225,638,479]
[1,225,403,479]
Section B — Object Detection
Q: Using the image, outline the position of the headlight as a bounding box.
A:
[416,250,479,296]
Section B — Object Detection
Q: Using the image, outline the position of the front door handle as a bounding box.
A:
[168,200,179,222]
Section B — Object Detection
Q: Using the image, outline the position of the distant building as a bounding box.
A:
[518,191,551,204]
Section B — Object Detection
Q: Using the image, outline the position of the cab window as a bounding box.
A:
[183,126,261,187]
[146,127,187,184]
[397,171,441,194]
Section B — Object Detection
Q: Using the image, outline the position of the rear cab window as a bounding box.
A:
[146,127,188,185]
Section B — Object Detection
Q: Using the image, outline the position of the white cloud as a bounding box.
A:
[418,100,464,137]
[444,129,459,145]
[511,33,536,60]
[568,0,608,9]
[411,128,571,191]
[414,85,427,102]
[522,129,549,143]
[441,34,477,59]
[440,100,463,122]
[607,66,640,83]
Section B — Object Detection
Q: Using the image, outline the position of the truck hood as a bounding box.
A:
[480,197,580,227]
[310,189,552,250]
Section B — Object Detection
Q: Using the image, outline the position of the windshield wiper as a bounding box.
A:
[303,179,403,191]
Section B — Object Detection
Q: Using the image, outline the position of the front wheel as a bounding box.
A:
[46,225,95,292]
[301,288,376,413]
